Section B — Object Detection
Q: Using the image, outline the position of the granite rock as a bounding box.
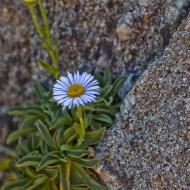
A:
[0,1,32,107]
[32,0,190,79]
[96,13,190,190]
[0,1,33,145]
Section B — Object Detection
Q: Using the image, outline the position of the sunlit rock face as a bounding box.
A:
[96,13,190,190]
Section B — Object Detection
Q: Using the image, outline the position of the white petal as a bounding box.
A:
[57,80,68,89]
[54,95,68,102]
[86,97,95,102]
[58,97,70,104]
[54,94,67,99]
[82,74,93,86]
[53,88,68,94]
[85,94,96,99]
[53,93,68,98]
[85,90,99,95]
[53,89,67,93]
[60,76,71,86]
[80,94,89,104]
[54,83,66,90]
[67,72,74,84]
[81,94,95,103]
[86,86,100,91]
[73,72,77,83]
[85,80,99,88]
[76,71,80,83]
[63,98,73,108]
[80,72,88,85]
[78,97,85,105]
[73,98,79,106]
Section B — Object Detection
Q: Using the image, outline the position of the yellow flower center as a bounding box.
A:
[67,84,85,98]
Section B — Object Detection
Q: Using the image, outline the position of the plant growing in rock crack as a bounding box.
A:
[0,1,126,190]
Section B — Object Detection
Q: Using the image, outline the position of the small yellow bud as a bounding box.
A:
[22,0,39,6]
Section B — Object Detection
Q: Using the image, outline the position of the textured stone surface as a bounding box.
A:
[96,13,190,190]
[0,1,32,106]
[0,0,32,183]
[33,0,190,79]
[0,1,33,145]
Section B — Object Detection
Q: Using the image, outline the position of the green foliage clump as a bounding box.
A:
[1,69,125,190]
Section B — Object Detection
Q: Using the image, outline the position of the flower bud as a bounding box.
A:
[22,0,39,6]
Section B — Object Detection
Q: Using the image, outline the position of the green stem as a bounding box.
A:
[29,2,60,79]
[65,162,71,189]
[38,1,51,49]
[38,1,60,75]
[50,50,58,68]
[77,106,86,144]
[30,6,43,39]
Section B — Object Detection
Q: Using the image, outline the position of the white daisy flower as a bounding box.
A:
[53,71,100,108]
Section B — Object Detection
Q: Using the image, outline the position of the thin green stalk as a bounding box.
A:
[76,106,86,144]
[50,50,59,68]
[30,6,43,39]
[38,1,60,74]
[29,2,60,79]
[38,1,51,49]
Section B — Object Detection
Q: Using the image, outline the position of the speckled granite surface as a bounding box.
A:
[96,13,190,190]
[0,1,32,145]
[32,0,190,83]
